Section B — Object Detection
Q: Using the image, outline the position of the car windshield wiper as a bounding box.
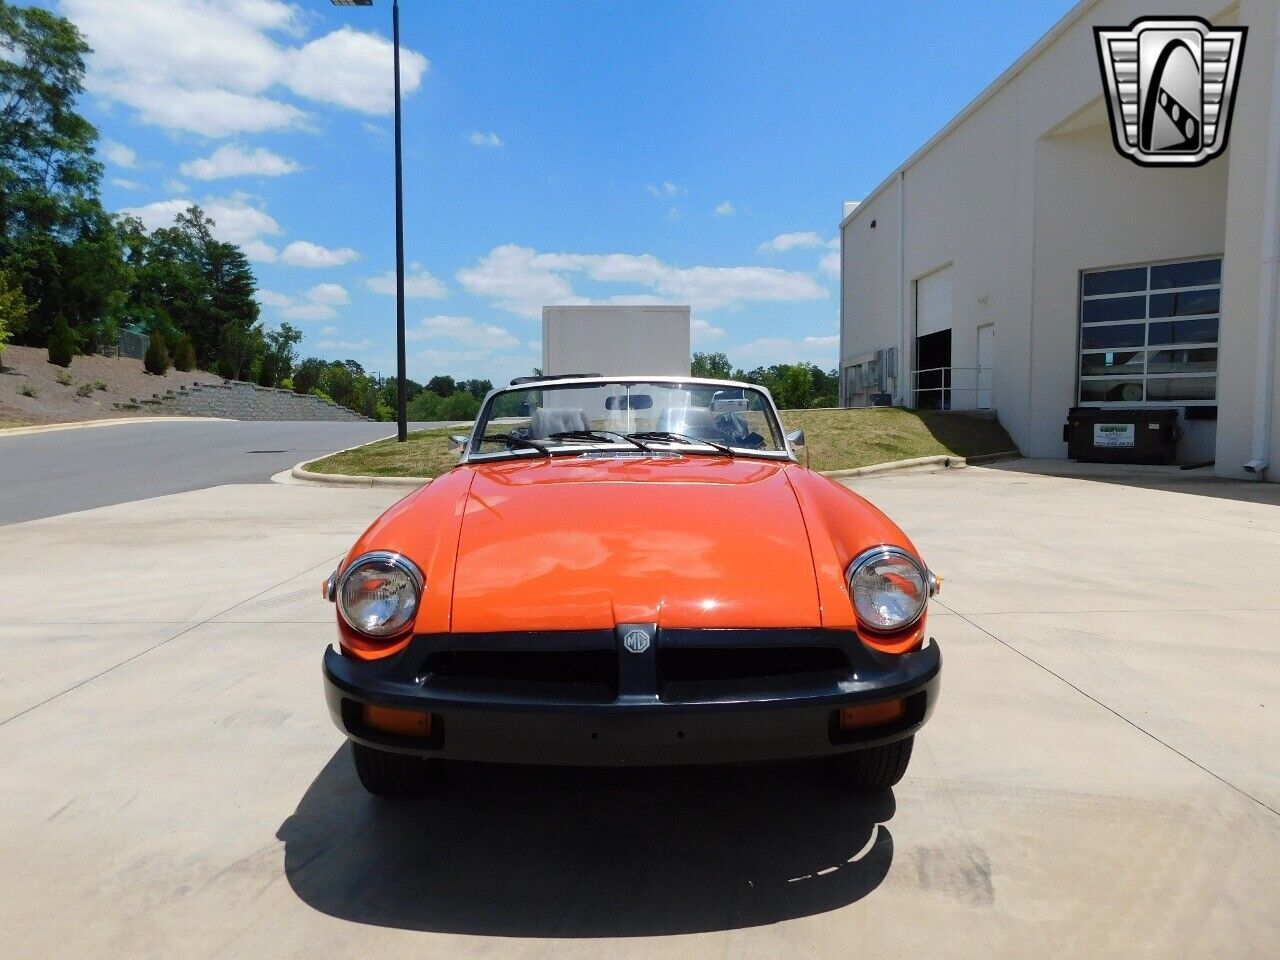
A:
[480,433,551,456]
[626,431,735,457]
[548,430,650,451]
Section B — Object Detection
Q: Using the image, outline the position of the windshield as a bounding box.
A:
[470,381,787,459]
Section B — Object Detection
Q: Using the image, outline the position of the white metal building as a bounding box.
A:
[542,305,691,379]
[839,0,1280,481]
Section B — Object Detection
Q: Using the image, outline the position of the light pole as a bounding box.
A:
[332,0,408,441]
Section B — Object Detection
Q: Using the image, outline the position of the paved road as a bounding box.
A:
[0,419,450,525]
[0,465,1276,958]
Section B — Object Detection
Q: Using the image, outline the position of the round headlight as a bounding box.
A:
[336,552,423,638]
[847,547,929,632]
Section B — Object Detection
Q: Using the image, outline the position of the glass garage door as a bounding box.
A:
[1077,257,1220,406]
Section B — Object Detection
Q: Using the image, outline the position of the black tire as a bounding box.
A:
[351,742,435,797]
[826,736,914,792]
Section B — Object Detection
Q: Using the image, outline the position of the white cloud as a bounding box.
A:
[820,249,841,278]
[714,201,735,217]
[104,141,138,168]
[289,26,428,115]
[281,240,359,268]
[457,244,828,320]
[318,337,375,352]
[320,325,339,337]
[366,263,448,299]
[259,283,349,322]
[164,179,190,194]
[121,193,282,262]
[181,144,300,180]
[691,318,726,343]
[410,347,540,385]
[110,178,145,190]
[407,315,519,351]
[729,334,839,368]
[305,283,350,306]
[758,231,828,253]
[645,181,683,199]
[59,0,429,137]
[468,131,503,147]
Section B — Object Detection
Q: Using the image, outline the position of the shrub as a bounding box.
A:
[172,335,196,373]
[18,382,37,398]
[279,377,294,391]
[144,332,171,376]
[47,315,76,368]
[93,379,107,391]
[56,371,73,386]
[76,383,93,398]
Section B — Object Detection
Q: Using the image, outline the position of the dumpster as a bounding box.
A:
[1063,408,1180,464]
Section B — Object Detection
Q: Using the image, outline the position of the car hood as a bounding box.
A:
[449,456,821,632]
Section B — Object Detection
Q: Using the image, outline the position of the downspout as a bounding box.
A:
[898,170,909,407]
[1245,10,1280,477]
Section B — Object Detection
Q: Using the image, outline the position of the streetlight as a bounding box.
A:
[331,0,408,442]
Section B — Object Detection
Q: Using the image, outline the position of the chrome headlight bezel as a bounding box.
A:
[845,546,930,633]
[334,551,424,639]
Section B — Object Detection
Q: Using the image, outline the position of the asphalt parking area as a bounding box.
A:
[0,463,1277,959]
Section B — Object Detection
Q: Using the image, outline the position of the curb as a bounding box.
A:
[0,416,232,439]
[288,432,431,489]
[823,450,1022,479]
[288,440,1024,488]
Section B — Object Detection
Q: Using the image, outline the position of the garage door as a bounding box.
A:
[916,266,953,337]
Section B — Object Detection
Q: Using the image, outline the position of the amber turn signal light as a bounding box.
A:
[362,704,433,738]
[839,699,906,730]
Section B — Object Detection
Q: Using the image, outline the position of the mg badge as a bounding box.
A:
[622,629,650,654]
[1095,17,1246,167]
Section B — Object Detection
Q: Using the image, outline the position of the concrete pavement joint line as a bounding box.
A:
[0,553,346,729]
[936,598,1280,819]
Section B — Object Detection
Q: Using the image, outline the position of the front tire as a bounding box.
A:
[826,736,914,792]
[351,742,436,797]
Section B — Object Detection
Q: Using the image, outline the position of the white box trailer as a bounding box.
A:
[541,305,691,379]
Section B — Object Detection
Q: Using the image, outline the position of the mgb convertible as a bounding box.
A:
[323,376,940,796]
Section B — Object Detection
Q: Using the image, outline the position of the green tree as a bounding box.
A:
[0,265,29,367]
[172,334,196,372]
[46,312,74,367]
[1,3,118,346]
[260,322,302,386]
[691,351,733,379]
[143,329,170,375]
[426,374,456,397]
[219,321,262,381]
[320,361,353,407]
[292,357,325,395]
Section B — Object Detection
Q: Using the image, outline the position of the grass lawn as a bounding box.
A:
[306,408,1017,479]
[779,407,1016,472]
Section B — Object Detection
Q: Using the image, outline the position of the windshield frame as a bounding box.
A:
[460,376,795,465]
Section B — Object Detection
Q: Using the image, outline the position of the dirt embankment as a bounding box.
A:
[0,345,221,427]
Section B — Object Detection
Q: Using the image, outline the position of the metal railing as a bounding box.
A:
[911,366,992,411]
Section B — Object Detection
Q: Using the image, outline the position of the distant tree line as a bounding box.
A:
[691,352,839,409]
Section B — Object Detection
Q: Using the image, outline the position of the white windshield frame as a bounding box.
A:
[460,376,796,465]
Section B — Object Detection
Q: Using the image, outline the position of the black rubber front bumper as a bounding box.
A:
[323,626,941,766]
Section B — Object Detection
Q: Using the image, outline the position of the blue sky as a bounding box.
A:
[43,0,1072,385]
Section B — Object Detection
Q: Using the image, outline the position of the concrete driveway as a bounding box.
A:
[0,463,1276,958]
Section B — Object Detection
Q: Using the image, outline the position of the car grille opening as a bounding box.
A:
[423,649,617,688]
[657,646,850,683]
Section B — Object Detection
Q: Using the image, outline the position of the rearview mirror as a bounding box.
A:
[786,429,805,447]
[448,433,468,451]
[605,394,654,410]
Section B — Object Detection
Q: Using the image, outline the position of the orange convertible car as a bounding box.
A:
[323,376,940,796]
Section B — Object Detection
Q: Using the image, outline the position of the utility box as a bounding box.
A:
[542,305,691,378]
[1063,408,1180,465]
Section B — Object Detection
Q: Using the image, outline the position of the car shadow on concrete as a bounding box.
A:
[278,744,894,937]
[981,458,1280,507]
